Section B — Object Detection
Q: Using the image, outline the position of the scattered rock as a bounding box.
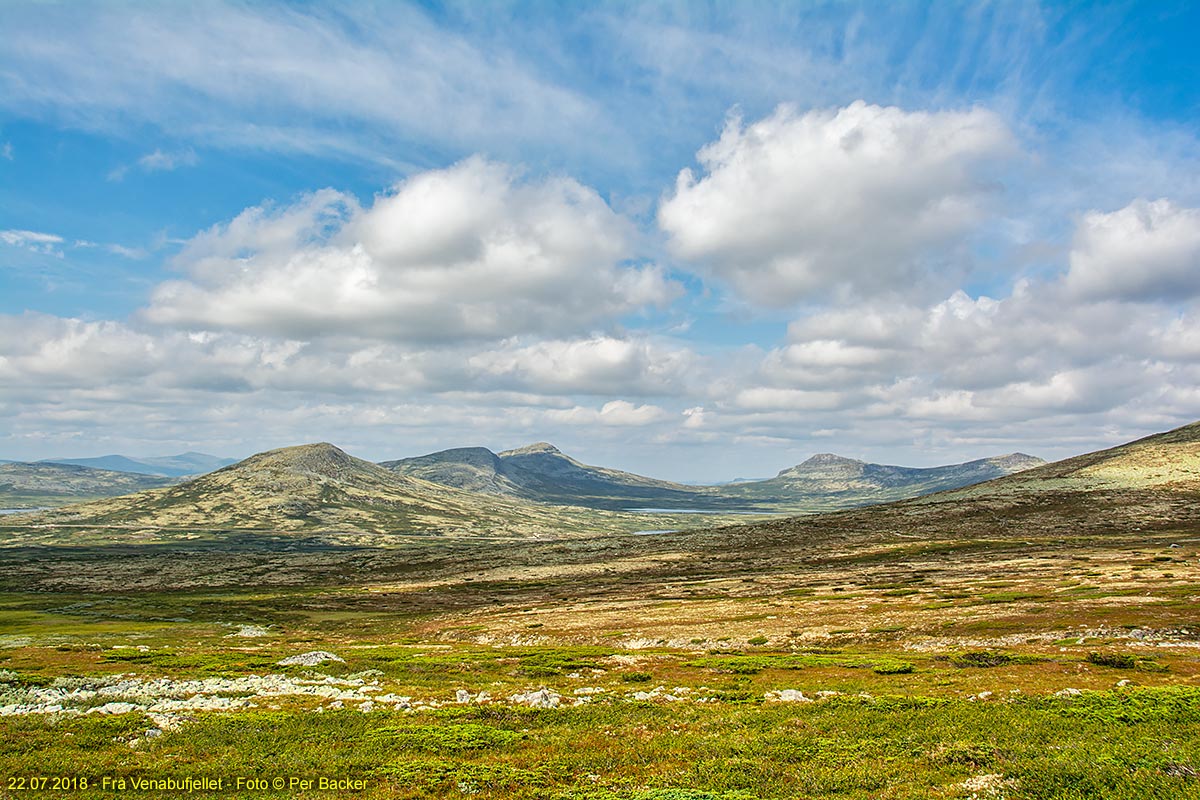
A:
[277,651,344,667]
[1055,688,1083,697]
[89,702,140,715]
[509,688,561,708]
[956,773,1016,795]
[765,689,812,703]
[226,625,271,638]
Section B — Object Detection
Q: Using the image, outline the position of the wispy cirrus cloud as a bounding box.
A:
[107,148,200,181]
[1,229,64,257]
[0,1,612,167]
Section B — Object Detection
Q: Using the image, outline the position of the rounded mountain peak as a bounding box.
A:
[501,442,562,456]
[802,453,863,466]
[237,442,364,475]
[776,452,867,480]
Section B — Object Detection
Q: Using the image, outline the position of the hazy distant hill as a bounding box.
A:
[383,443,1044,512]
[19,443,669,538]
[41,452,237,477]
[0,462,175,508]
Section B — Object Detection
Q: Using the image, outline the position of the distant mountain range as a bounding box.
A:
[0,462,175,508]
[718,451,1046,510]
[381,442,738,511]
[39,452,237,477]
[382,443,1045,512]
[15,443,676,537]
[3,441,1046,519]
[8,421,1200,541]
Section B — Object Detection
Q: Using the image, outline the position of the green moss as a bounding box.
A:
[949,650,1046,668]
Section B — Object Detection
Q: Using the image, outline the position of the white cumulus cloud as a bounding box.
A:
[658,101,1015,306]
[545,400,670,427]
[1065,199,1200,301]
[145,158,680,341]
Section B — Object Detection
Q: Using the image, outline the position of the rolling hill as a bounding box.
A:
[686,419,1200,582]
[925,420,1200,497]
[0,462,175,508]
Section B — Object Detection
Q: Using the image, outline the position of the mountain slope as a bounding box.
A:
[380,447,525,495]
[921,420,1200,501]
[18,443,664,538]
[496,442,726,509]
[0,463,175,508]
[41,452,236,477]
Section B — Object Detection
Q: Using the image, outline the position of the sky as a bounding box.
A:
[2,1,1200,483]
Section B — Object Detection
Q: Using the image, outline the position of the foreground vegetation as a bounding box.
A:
[0,518,1196,799]
[5,686,1200,799]
[3,424,1200,796]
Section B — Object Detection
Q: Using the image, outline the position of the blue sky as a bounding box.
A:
[2,1,1199,481]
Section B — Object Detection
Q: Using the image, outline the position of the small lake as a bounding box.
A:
[0,508,48,515]
[630,529,677,535]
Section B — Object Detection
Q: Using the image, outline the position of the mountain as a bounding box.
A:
[383,442,736,511]
[719,451,1045,509]
[0,462,175,508]
[382,447,525,495]
[19,443,665,537]
[383,443,1044,512]
[40,452,236,477]
[494,442,724,509]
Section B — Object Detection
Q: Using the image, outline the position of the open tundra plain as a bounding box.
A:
[2,424,1199,799]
